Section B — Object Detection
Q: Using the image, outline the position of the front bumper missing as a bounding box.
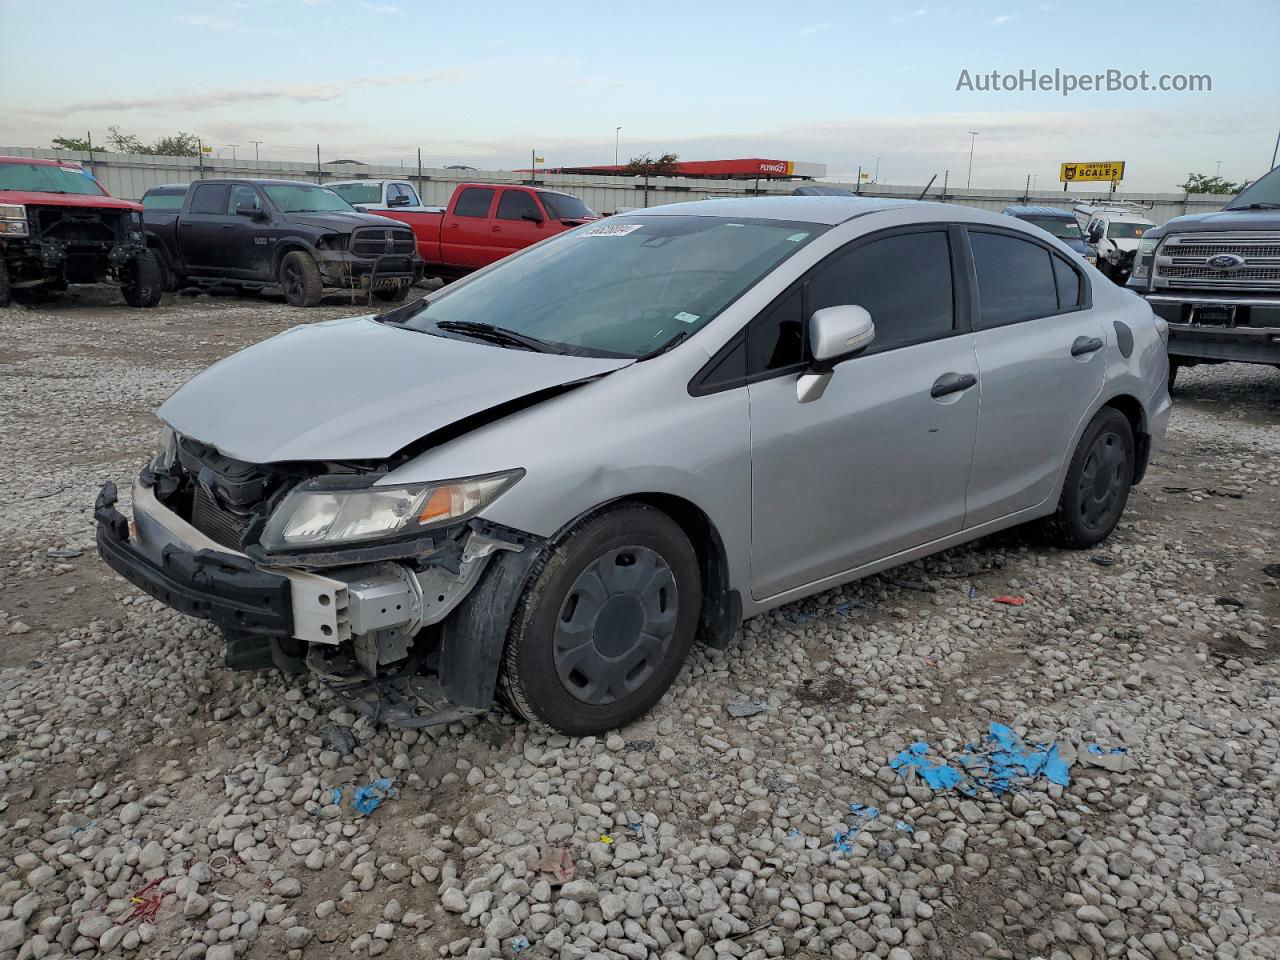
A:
[94,479,526,727]
[315,250,423,291]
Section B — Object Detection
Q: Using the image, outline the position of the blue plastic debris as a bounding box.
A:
[1086,744,1127,755]
[849,802,879,819]
[510,936,530,955]
[895,821,914,834]
[331,787,342,806]
[892,724,1072,796]
[352,778,395,816]
[832,829,855,853]
[626,822,644,835]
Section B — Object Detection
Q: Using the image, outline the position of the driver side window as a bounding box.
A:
[227,184,261,214]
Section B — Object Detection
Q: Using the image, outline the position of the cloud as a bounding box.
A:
[20,71,471,117]
[892,7,929,22]
[989,14,1018,25]
[174,14,245,30]
[359,1,403,11]
[798,22,829,37]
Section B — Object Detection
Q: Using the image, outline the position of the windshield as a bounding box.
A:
[1108,221,1149,239]
[262,184,354,213]
[143,190,185,211]
[329,182,381,205]
[539,191,596,220]
[0,162,107,196]
[399,215,824,358]
[1025,216,1082,240]
[1226,167,1280,209]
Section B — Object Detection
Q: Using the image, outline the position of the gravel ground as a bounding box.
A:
[1,287,1279,960]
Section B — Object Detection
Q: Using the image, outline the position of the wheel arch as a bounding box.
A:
[1100,392,1150,483]
[270,237,322,274]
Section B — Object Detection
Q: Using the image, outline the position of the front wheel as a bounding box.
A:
[122,252,164,308]
[499,505,701,735]
[278,251,323,307]
[1043,408,1135,549]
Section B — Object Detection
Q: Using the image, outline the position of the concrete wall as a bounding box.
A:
[2,146,1233,226]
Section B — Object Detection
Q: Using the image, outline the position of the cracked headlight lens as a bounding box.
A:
[260,470,523,551]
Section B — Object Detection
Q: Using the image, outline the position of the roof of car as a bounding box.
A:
[628,195,919,225]
[0,155,69,167]
[188,178,333,187]
[1003,205,1073,218]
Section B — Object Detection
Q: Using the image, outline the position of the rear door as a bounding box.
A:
[965,228,1105,526]
[441,186,497,268]
[491,188,549,258]
[746,226,980,599]
[178,183,231,273]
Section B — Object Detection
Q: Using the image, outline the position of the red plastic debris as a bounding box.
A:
[535,847,575,886]
[120,877,168,924]
[993,596,1026,606]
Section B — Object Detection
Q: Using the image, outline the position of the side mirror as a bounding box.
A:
[353,205,368,213]
[521,210,545,223]
[1087,224,1104,242]
[235,205,263,220]
[387,195,411,207]
[798,305,875,403]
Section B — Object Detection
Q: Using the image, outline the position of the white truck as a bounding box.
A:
[328,179,443,214]
[1073,202,1155,284]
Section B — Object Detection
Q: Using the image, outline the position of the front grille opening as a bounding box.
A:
[191,486,250,551]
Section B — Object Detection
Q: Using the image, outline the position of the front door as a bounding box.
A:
[222,184,268,277]
[964,228,1106,526]
[491,189,549,259]
[748,227,980,600]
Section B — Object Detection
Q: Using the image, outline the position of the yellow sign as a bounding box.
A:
[201,146,213,154]
[534,156,545,163]
[1060,161,1125,183]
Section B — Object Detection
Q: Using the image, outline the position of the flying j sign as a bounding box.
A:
[1060,161,1125,183]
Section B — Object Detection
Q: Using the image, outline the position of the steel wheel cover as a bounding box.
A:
[1078,430,1127,531]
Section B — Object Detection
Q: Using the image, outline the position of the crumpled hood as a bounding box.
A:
[159,316,633,463]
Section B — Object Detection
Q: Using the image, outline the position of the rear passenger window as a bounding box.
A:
[970,231,1059,328]
[497,190,542,221]
[454,188,494,218]
[808,231,954,353]
[189,184,229,215]
[1052,256,1083,310]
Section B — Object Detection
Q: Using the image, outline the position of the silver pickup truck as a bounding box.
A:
[1126,166,1280,384]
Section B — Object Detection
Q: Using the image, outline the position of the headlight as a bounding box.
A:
[259,470,523,551]
[1131,237,1159,280]
[151,426,178,472]
[0,203,28,236]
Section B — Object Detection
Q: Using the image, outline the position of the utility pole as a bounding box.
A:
[250,140,263,163]
[1024,173,1030,203]
[855,166,862,195]
[228,144,239,161]
[529,149,535,187]
[966,132,979,191]
[1271,128,1280,170]
[1215,159,1223,178]
[417,147,423,193]
[942,169,949,202]
[197,138,205,179]
[874,156,881,183]
[615,127,621,166]
[316,144,322,184]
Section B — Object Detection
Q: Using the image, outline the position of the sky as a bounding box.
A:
[1,0,1277,192]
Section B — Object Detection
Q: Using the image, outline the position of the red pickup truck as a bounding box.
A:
[330,181,598,279]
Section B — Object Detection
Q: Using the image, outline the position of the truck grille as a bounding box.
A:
[351,227,416,260]
[1153,233,1280,290]
[29,206,131,247]
[191,487,250,551]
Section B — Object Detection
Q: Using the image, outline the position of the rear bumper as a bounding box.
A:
[95,481,294,637]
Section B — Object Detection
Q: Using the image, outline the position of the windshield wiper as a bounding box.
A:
[434,320,561,353]
[640,329,690,359]
[375,297,428,325]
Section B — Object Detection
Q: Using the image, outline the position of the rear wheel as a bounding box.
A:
[500,505,701,735]
[122,252,164,308]
[1043,408,1135,548]
[279,250,323,307]
[373,284,409,303]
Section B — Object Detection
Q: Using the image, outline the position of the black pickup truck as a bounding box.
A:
[1127,165,1280,384]
[142,179,422,307]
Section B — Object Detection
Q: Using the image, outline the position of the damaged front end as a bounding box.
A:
[95,432,541,727]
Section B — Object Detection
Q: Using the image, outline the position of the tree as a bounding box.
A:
[101,126,202,157]
[1178,172,1248,195]
[51,135,95,151]
[624,152,680,177]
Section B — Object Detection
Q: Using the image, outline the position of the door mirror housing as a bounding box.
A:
[809,305,875,369]
[235,204,264,220]
[353,204,368,213]
[521,209,545,223]
[387,195,412,207]
[1087,224,1104,242]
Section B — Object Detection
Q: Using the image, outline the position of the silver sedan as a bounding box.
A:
[96,196,1171,735]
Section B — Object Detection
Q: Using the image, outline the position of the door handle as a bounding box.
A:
[491,225,501,232]
[1071,336,1104,357]
[930,372,977,399]
[221,223,234,229]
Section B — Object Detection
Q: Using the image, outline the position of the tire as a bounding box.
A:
[499,504,702,735]
[1042,408,1135,549]
[121,252,163,308]
[373,284,410,303]
[0,257,10,308]
[278,250,323,307]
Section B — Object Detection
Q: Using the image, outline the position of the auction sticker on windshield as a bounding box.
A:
[581,223,643,237]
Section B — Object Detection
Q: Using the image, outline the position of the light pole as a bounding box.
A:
[1215,159,1222,177]
[615,126,621,166]
[874,156,881,183]
[966,132,979,190]
[228,144,239,161]
[250,140,263,163]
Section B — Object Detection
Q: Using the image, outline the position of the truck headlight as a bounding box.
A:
[1131,237,1159,280]
[260,470,523,551]
[0,203,29,236]
[151,426,178,472]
